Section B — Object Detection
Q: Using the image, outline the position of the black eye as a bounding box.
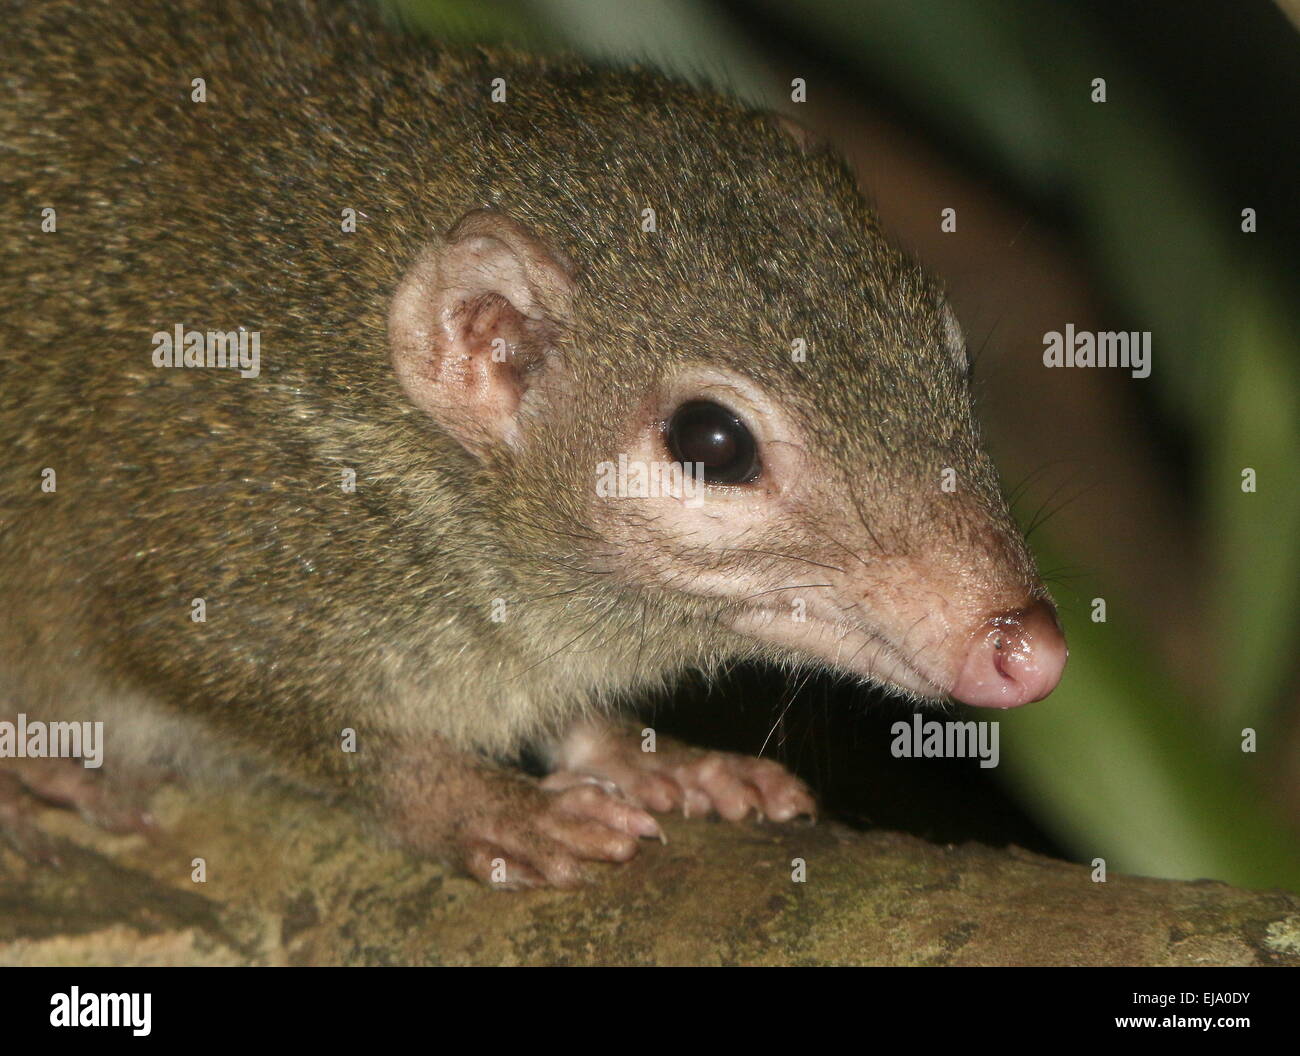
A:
[665,400,760,484]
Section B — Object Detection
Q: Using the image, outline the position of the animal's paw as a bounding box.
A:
[454,780,663,890]
[0,758,158,866]
[666,751,816,823]
[545,721,817,824]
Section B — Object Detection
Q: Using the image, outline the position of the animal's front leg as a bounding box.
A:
[542,717,817,823]
[0,755,159,865]
[381,737,663,889]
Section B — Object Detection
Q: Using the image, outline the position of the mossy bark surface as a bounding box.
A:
[3,784,1298,966]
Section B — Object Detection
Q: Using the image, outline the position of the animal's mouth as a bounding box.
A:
[726,603,950,701]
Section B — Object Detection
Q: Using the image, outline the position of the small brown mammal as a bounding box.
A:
[0,0,1066,887]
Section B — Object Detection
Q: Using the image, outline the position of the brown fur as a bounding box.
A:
[0,0,1037,835]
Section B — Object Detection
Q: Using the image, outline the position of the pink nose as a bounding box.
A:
[950,601,1068,708]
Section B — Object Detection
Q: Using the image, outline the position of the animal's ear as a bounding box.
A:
[388,209,576,457]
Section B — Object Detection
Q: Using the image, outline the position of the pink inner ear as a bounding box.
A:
[459,292,533,371]
[388,213,574,457]
[435,292,528,412]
